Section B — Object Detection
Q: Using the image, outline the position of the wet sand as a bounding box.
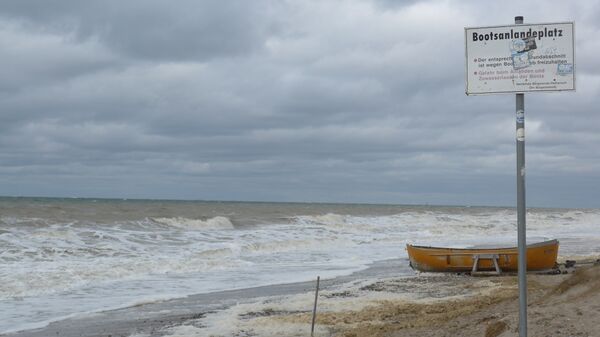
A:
[4,258,600,337]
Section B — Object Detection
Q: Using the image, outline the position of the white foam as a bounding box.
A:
[152,216,235,230]
[186,272,515,337]
[176,295,331,337]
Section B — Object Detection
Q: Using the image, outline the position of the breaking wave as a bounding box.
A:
[152,216,234,230]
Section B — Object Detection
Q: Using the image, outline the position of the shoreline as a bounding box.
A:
[2,259,413,337]
[4,257,599,337]
[192,258,600,337]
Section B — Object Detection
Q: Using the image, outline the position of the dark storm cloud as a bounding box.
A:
[1,0,599,207]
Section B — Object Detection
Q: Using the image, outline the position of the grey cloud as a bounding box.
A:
[0,0,276,61]
[373,0,423,10]
[0,22,119,93]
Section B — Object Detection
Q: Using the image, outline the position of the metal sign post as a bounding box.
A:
[514,17,527,337]
[465,17,576,337]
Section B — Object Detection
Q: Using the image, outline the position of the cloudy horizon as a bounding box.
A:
[1,0,599,208]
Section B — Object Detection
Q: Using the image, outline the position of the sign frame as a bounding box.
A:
[465,21,575,95]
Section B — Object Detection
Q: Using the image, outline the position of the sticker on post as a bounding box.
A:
[516,110,524,124]
[516,128,525,141]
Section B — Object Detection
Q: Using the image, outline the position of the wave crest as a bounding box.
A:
[152,216,234,230]
[302,213,346,226]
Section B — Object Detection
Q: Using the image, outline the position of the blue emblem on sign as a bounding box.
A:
[557,63,573,76]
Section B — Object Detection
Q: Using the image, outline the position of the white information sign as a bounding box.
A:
[465,22,575,95]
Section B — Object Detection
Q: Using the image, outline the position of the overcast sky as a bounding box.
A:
[1,0,599,208]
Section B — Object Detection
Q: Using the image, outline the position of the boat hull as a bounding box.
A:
[406,239,559,272]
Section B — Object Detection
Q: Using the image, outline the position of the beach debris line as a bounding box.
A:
[311,275,320,337]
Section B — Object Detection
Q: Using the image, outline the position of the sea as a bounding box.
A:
[1,197,599,334]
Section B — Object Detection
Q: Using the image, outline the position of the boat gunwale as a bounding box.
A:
[406,239,558,252]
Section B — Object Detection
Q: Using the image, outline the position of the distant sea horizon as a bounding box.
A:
[0,194,589,210]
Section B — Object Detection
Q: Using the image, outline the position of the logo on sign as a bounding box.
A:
[557,63,573,76]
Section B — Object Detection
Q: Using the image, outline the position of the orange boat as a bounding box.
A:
[406,239,559,273]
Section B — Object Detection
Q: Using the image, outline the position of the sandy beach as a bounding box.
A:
[290,260,600,337]
[178,258,600,337]
[7,257,599,337]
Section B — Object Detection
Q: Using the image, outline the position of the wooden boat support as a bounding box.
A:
[406,239,559,274]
